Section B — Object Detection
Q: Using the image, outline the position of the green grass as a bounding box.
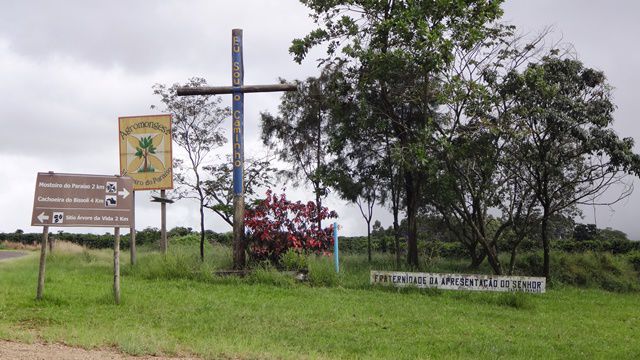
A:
[0,244,639,359]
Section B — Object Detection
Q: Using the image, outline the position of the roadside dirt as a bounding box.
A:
[0,251,27,261]
[0,341,202,360]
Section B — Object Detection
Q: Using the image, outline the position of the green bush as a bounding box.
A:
[513,251,544,276]
[439,242,468,258]
[628,251,640,272]
[168,226,193,238]
[171,234,201,245]
[553,238,640,254]
[206,231,233,246]
[551,252,639,292]
[308,256,338,287]
[279,249,308,271]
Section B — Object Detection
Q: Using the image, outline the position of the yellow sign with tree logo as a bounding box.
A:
[119,115,173,190]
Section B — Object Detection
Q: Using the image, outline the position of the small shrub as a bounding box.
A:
[551,252,639,292]
[597,272,634,292]
[514,251,544,275]
[280,249,308,271]
[81,249,98,263]
[627,251,640,272]
[308,257,338,287]
[245,190,337,265]
[168,226,193,238]
[171,234,200,245]
[207,231,233,246]
[440,242,467,258]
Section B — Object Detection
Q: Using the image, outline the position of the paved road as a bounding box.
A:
[0,251,27,261]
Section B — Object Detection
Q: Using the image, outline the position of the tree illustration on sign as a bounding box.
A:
[135,136,157,172]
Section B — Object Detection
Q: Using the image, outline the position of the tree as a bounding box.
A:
[291,0,505,268]
[573,223,598,242]
[260,72,334,230]
[202,155,278,227]
[427,26,602,275]
[504,55,640,280]
[356,184,377,263]
[327,160,381,263]
[151,77,229,261]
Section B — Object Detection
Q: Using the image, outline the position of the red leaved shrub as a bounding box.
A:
[244,190,338,264]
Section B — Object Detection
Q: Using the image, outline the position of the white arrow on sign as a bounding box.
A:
[118,188,130,199]
[37,212,50,223]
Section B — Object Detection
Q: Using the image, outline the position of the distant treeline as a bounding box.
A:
[338,234,640,257]
[0,227,232,250]
[2,223,639,256]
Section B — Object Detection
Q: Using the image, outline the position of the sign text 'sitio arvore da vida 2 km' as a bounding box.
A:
[31,173,134,228]
[118,114,173,191]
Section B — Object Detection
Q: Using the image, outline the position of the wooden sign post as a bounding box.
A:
[114,227,121,304]
[130,191,136,264]
[119,114,174,258]
[31,172,134,303]
[36,226,49,300]
[177,29,296,269]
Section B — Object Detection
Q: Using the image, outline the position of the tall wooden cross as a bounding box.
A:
[177,29,296,269]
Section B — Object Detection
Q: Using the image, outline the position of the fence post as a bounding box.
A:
[334,222,339,273]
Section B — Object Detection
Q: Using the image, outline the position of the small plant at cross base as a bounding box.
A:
[244,189,338,266]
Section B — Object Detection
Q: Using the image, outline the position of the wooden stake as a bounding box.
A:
[36,226,49,300]
[130,191,136,265]
[160,189,167,254]
[48,233,55,253]
[114,227,121,305]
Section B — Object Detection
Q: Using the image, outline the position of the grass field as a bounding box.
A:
[0,243,639,359]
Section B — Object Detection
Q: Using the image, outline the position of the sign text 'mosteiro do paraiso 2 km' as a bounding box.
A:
[31,173,134,228]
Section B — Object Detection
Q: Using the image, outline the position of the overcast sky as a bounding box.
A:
[1,1,639,239]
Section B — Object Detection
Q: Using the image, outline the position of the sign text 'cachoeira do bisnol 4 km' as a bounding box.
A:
[371,271,546,293]
[118,114,173,191]
[31,172,134,228]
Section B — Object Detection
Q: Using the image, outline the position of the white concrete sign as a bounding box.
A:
[370,271,545,293]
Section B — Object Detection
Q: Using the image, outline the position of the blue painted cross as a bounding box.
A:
[177,29,296,269]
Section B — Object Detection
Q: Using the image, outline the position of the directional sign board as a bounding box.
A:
[31,173,134,228]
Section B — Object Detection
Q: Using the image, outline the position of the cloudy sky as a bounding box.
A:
[1,1,639,239]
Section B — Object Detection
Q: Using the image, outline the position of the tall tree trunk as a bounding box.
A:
[405,171,419,268]
[385,133,401,268]
[393,210,401,269]
[199,200,205,261]
[541,206,551,281]
[367,220,372,263]
[484,245,502,275]
[316,107,323,231]
[315,181,322,231]
[468,243,485,269]
[196,171,205,261]
[508,246,518,275]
